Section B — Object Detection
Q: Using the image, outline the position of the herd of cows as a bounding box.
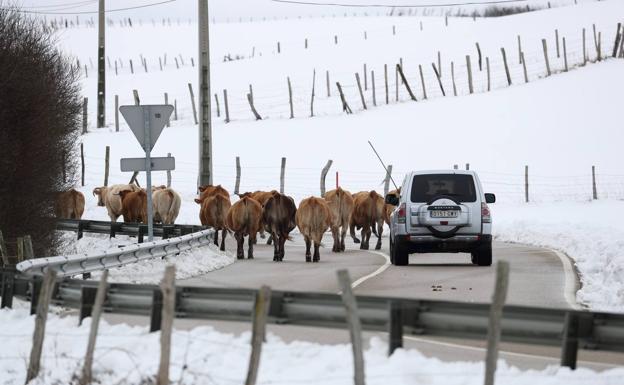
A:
[54,184,401,262]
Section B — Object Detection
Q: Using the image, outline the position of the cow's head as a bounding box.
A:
[92,187,105,207]
[237,192,252,199]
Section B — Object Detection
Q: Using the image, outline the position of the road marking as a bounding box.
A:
[403,335,618,368]
[550,249,583,310]
[351,250,391,289]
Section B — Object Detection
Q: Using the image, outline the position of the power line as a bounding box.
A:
[2,0,177,15]
[20,1,96,10]
[271,0,529,7]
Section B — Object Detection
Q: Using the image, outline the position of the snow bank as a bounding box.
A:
[1,308,622,385]
[58,232,234,284]
[493,200,624,313]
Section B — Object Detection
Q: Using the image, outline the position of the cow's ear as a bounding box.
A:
[194,198,202,204]
[198,186,206,192]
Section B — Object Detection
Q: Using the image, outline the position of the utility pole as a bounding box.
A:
[198,0,213,186]
[97,0,105,128]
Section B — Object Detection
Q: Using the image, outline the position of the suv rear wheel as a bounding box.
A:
[391,238,409,266]
[471,241,492,266]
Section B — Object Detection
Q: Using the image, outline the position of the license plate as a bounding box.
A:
[430,210,459,218]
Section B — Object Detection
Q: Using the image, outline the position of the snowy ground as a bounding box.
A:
[1,307,623,385]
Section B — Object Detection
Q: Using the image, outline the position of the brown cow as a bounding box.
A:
[153,188,182,225]
[198,184,230,201]
[195,193,231,251]
[238,190,279,242]
[350,191,384,250]
[93,184,140,221]
[226,197,263,259]
[296,197,332,262]
[262,192,297,262]
[324,187,354,252]
[55,188,85,219]
[118,189,148,223]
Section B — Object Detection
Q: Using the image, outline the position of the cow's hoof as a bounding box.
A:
[375,244,382,250]
[360,245,369,250]
[313,258,319,263]
[306,257,311,262]
[248,255,254,259]
[353,239,361,244]
[237,256,244,260]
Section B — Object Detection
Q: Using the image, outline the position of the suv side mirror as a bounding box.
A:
[485,193,496,204]
[385,194,399,206]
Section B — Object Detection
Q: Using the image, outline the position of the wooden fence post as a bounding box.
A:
[525,165,529,203]
[16,237,24,263]
[287,77,294,118]
[156,265,175,385]
[582,28,587,65]
[188,83,198,125]
[432,63,445,96]
[593,24,600,61]
[451,62,457,96]
[521,52,528,83]
[384,64,389,104]
[310,69,316,117]
[556,29,560,58]
[173,100,178,120]
[592,165,597,200]
[501,48,512,86]
[277,41,281,53]
[476,42,482,70]
[80,143,85,187]
[395,63,399,101]
[466,55,474,94]
[114,95,119,132]
[320,160,333,197]
[104,146,110,187]
[245,286,272,385]
[337,270,365,385]
[336,82,353,114]
[0,230,8,266]
[437,51,442,77]
[280,157,286,194]
[82,97,88,134]
[164,93,170,127]
[418,65,427,99]
[223,89,230,123]
[384,165,393,196]
[355,73,367,110]
[133,89,140,105]
[363,63,367,90]
[159,57,163,71]
[235,157,241,195]
[486,57,491,92]
[563,37,568,72]
[214,93,221,118]
[249,84,254,106]
[247,93,262,120]
[542,39,552,76]
[396,64,417,101]
[371,70,376,107]
[26,270,57,384]
[326,70,331,97]
[166,153,172,188]
[612,23,621,58]
[517,35,523,64]
[79,270,108,385]
[484,261,510,385]
[130,59,134,73]
[23,235,34,259]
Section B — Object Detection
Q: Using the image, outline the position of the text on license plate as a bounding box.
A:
[430,210,459,218]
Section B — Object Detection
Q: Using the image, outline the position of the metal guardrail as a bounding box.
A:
[1,273,623,368]
[56,219,205,242]
[14,229,215,277]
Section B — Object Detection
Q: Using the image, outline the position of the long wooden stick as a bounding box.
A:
[79,270,109,385]
[26,270,57,384]
[245,286,272,385]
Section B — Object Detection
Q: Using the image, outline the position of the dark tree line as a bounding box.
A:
[0,5,81,256]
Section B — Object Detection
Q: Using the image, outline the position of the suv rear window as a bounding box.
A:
[410,174,477,203]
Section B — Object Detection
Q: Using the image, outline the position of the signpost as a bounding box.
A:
[120,105,174,241]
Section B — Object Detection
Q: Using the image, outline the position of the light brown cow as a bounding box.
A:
[195,193,231,251]
[324,187,354,252]
[118,189,148,223]
[350,191,384,250]
[55,188,85,219]
[93,184,141,221]
[198,184,230,201]
[225,196,263,259]
[238,190,279,243]
[296,197,332,262]
[153,188,182,225]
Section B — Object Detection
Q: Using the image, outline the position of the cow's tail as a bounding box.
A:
[70,188,79,219]
[370,191,379,237]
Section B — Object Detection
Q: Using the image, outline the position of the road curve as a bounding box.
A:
[182,232,577,310]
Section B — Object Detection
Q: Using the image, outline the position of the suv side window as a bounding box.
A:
[410,174,477,203]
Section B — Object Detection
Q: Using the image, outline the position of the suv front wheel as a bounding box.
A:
[471,241,492,266]
[390,238,409,266]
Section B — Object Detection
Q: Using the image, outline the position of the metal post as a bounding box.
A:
[144,107,154,241]
[560,312,579,369]
[198,0,213,186]
[97,0,105,128]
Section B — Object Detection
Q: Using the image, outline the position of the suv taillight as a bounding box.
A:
[397,203,406,224]
[481,202,491,223]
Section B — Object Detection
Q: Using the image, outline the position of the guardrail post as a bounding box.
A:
[150,289,163,332]
[138,224,147,243]
[1,267,16,309]
[388,300,403,356]
[79,286,98,325]
[560,312,579,369]
[30,279,42,315]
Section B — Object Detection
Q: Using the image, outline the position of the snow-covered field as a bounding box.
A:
[1,307,623,385]
[48,0,624,313]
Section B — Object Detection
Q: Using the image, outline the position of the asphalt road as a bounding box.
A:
[103,232,624,371]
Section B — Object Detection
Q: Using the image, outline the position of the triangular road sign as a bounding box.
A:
[120,105,174,151]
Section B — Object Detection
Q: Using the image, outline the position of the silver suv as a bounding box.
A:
[386,170,495,266]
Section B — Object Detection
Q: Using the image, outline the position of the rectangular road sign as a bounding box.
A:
[120,157,175,172]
